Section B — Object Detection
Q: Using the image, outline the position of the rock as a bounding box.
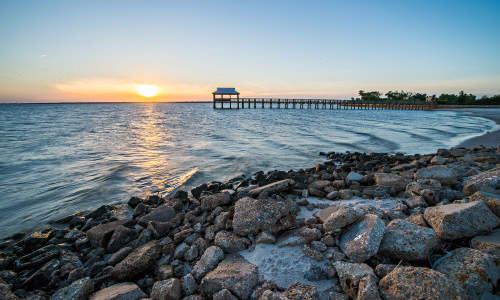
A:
[379,266,464,300]
[150,278,181,300]
[108,247,133,266]
[0,279,19,300]
[191,183,208,199]
[107,226,137,253]
[431,155,447,164]
[379,219,438,261]
[357,274,381,300]
[192,246,225,280]
[256,232,276,244]
[127,197,141,208]
[326,191,338,200]
[213,288,238,300]
[201,192,232,210]
[472,228,500,257]
[137,205,176,226]
[374,264,397,278]
[406,179,442,204]
[112,241,161,281]
[415,165,457,186]
[333,261,376,299]
[339,189,353,199]
[464,168,500,196]
[374,173,409,193]
[282,282,319,300]
[405,214,428,227]
[89,282,146,300]
[424,201,500,240]
[200,255,258,300]
[471,191,500,217]
[319,205,365,232]
[87,220,129,248]
[50,277,94,300]
[434,248,500,299]
[23,231,52,252]
[309,180,332,190]
[182,274,197,296]
[339,214,385,262]
[346,171,364,183]
[232,197,297,236]
[307,186,325,198]
[248,179,295,197]
[214,231,250,253]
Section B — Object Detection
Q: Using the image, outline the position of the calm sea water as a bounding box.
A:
[0,103,497,238]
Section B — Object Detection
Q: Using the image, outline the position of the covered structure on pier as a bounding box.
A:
[212,87,239,109]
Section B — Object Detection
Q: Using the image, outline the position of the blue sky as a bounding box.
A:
[0,0,499,101]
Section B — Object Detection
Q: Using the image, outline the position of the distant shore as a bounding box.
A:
[455,108,500,148]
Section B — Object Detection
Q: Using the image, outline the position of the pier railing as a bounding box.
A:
[213,98,435,110]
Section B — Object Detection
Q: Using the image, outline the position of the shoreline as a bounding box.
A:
[455,108,500,148]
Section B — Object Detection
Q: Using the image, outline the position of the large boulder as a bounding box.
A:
[51,277,94,300]
[232,197,297,236]
[107,225,138,253]
[192,246,225,280]
[111,241,161,281]
[333,261,376,299]
[414,166,457,186]
[434,248,500,299]
[137,205,176,226]
[87,220,130,248]
[378,267,465,300]
[379,219,438,261]
[374,173,409,193]
[150,278,181,300]
[318,205,365,232]
[248,179,295,197]
[214,231,250,253]
[89,283,146,300]
[339,214,385,262]
[471,228,500,257]
[423,201,500,240]
[464,168,500,196]
[201,192,232,210]
[200,255,258,300]
[470,191,500,217]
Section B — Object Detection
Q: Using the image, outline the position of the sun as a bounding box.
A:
[135,84,159,97]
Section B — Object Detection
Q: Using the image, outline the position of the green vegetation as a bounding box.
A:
[353,90,500,105]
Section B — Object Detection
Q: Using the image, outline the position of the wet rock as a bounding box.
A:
[50,277,93,300]
[464,168,500,196]
[200,255,258,300]
[23,231,52,252]
[256,232,276,244]
[137,205,176,227]
[319,205,365,232]
[424,201,500,240]
[192,245,224,280]
[379,266,464,300]
[282,282,319,300]
[111,240,161,281]
[248,179,295,197]
[201,192,232,210]
[107,226,137,253]
[214,231,250,253]
[471,191,500,217]
[191,183,208,199]
[379,219,438,261]
[127,197,141,208]
[151,278,181,300]
[472,228,500,257]
[233,197,297,236]
[87,220,130,248]
[22,258,60,290]
[434,247,500,299]
[339,214,385,262]
[89,282,146,300]
[213,288,238,300]
[374,173,409,193]
[414,165,457,186]
[333,261,376,299]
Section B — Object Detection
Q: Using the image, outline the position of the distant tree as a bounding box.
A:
[437,93,459,104]
[359,90,381,101]
[457,90,476,104]
[410,93,427,102]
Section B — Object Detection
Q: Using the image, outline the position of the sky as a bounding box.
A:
[0,0,499,102]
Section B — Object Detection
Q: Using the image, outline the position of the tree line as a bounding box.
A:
[353,90,500,105]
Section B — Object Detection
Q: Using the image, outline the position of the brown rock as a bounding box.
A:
[111,241,161,281]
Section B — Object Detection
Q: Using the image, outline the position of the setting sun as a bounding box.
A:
[135,84,159,97]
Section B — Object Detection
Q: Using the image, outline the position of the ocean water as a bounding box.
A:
[0,103,497,238]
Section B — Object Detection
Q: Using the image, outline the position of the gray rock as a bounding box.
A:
[107,226,137,253]
[233,197,297,236]
[150,278,181,300]
[472,228,500,258]
[320,205,365,232]
[256,232,276,244]
[379,219,438,261]
[89,283,146,300]
[51,277,93,300]
[192,246,224,280]
[434,247,500,299]
[201,192,232,210]
[111,241,161,281]
[182,274,197,296]
[464,168,500,196]
[333,261,375,299]
[357,274,381,300]
[379,266,465,300]
[347,172,364,183]
[248,179,295,197]
[200,255,258,300]
[424,201,500,240]
[339,189,353,199]
[326,191,338,200]
[471,191,500,217]
[339,214,385,262]
[214,231,250,253]
[174,242,190,259]
[108,247,133,266]
[374,264,397,278]
[414,165,457,186]
[137,205,176,227]
[87,220,129,248]
[406,178,442,204]
[374,173,409,193]
[213,288,238,300]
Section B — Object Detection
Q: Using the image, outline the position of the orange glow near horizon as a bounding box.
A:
[135,84,159,98]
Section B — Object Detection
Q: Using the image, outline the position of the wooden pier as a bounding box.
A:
[213,98,435,110]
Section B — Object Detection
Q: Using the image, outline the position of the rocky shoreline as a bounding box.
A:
[1,146,500,300]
